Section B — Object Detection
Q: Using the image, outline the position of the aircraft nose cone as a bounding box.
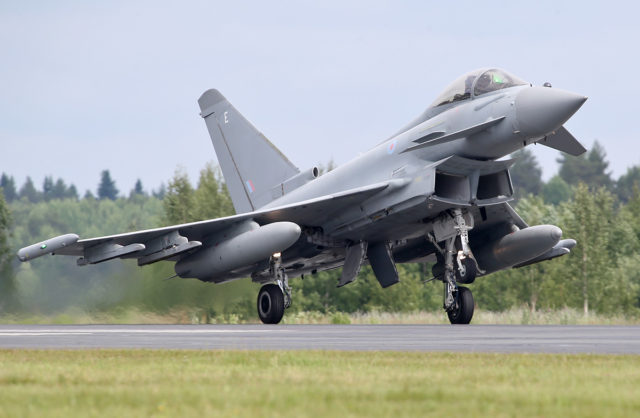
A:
[516,87,587,137]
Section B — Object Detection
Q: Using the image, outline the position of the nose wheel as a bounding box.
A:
[428,209,481,324]
[447,286,474,324]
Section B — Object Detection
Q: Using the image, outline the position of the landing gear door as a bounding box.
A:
[367,242,399,288]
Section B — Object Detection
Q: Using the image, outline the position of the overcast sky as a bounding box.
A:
[1,1,638,196]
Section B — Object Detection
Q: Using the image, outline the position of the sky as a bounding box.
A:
[1,1,639,196]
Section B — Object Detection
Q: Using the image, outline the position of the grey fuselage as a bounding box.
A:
[268,88,522,209]
[247,80,585,281]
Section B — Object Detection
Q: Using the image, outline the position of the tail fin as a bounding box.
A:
[198,89,299,213]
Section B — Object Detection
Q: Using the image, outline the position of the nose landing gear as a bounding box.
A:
[447,286,474,324]
[428,208,482,324]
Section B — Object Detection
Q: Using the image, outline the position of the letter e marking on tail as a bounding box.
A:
[224,111,229,124]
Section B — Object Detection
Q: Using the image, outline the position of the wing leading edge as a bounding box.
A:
[17,181,393,266]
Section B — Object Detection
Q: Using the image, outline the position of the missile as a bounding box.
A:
[474,225,562,274]
[174,221,301,279]
[17,233,79,262]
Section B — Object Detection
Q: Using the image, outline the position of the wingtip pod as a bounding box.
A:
[17,233,80,262]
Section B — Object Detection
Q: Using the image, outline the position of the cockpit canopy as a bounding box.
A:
[430,68,528,108]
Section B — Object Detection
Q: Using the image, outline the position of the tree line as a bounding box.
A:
[510,141,640,204]
[0,142,639,319]
[0,170,166,203]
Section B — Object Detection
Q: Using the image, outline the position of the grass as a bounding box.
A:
[0,350,638,417]
[1,307,638,325]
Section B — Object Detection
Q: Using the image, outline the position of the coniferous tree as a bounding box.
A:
[510,148,543,200]
[51,178,67,200]
[0,174,17,202]
[42,176,54,201]
[558,141,613,189]
[97,170,119,200]
[66,184,79,200]
[133,179,145,196]
[19,177,40,203]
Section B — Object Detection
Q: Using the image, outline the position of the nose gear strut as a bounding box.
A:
[427,208,482,324]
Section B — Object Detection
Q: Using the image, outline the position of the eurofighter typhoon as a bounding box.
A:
[18,69,587,324]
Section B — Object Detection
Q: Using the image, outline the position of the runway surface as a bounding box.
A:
[0,324,639,353]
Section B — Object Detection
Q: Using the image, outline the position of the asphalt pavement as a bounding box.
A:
[0,324,639,353]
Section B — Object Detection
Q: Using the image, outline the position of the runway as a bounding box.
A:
[0,324,639,353]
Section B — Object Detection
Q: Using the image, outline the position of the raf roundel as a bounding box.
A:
[245,179,255,193]
[387,140,397,154]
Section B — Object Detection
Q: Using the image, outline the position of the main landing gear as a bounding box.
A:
[429,209,482,325]
[256,209,482,325]
[257,254,291,324]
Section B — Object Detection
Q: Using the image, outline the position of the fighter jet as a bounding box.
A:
[17,68,587,324]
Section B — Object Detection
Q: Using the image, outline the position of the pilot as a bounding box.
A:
[474,73,493,95]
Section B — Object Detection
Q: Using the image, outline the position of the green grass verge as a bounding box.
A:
[0,350,638,417]
[2,307,638,325]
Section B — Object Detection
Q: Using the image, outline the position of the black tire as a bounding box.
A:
[257,284,285,324]
[447,286,474,324]
[455,258,477,284]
